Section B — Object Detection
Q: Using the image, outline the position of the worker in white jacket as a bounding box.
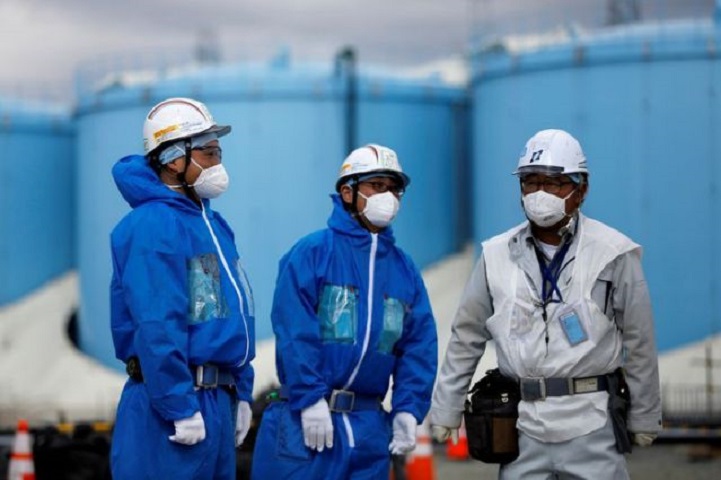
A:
[430,129,662,479]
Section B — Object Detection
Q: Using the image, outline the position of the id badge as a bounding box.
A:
[559,311,588,346]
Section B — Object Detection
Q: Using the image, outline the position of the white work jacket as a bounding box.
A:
[483,215,636,442]
[430,213,662,443]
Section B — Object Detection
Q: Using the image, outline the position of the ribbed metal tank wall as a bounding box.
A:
[0,99,74,305]
[470,19,721,352]
[75,63,468,370]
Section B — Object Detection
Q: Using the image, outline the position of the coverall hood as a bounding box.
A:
[328,194,397,244]
[112,154,204,213]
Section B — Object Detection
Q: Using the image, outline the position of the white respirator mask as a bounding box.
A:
[191,158,229,199]
[522,189,575,227]
[359,191,400,228]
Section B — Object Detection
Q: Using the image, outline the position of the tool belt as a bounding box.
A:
[278,386,382,412]
[125,356,235,389]
[519,374,609,401]
[464,369,619,464]
[518,370,634,452]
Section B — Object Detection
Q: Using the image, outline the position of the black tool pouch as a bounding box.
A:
[125,356,144,382]
[463,368,521,464]
[606,368,633,454]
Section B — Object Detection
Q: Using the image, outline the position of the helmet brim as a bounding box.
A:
[513,165,588,177]
[205,124,231,138]
[513,165,565,176]
[147,124,232,157]
[335,170,411,192]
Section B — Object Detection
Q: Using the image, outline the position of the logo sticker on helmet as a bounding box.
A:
[529,149,544,163]
[154,124,180,140]
[378,149,398,168]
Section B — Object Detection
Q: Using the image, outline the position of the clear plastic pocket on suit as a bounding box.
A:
[235,259,255,317]
[378,297,406,354]
[318,284,357,343]
[187,253,229,324]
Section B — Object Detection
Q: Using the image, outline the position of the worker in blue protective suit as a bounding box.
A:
[251,144,438,479]
[109,97,255,480]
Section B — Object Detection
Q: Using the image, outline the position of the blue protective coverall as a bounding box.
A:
[109,155,255,480]
[251,194,437,479]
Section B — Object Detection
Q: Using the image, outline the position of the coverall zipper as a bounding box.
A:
[340,232,378,447]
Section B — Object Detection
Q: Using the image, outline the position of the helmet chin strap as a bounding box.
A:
[557,213,576,237]
[343,176,361,216]
[178,138,200,206]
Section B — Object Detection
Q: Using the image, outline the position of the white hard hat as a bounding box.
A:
[514,129,588,176]
[335,144,411,192]
[143,97,231,155]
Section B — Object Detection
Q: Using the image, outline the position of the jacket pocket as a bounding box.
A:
[378,296,406,354]
[318,284,358,344]
[187,253,229,324]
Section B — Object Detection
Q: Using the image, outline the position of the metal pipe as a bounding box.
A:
[334,46,357,154]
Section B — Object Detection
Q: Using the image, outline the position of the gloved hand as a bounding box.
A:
[169,411,206,445]
[633,432,657,447]
[389,412,418,455]
[235,401,252,447]
[431,425,459,445]
[301,398,334,452]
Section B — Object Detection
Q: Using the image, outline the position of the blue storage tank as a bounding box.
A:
[0,98,74,305]
[74,58,468,370]
[470,16,721,352]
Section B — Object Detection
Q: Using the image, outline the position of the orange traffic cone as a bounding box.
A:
[445,419,469,460]
[7,419,35,480]
[405,419,435,480]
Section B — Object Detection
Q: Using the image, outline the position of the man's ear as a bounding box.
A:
[577,182,589,205]
[165,158,184,174]
[340,184,353,204]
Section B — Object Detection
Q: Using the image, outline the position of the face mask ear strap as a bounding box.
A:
[566,181,586,208]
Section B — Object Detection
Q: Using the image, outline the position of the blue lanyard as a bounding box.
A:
[534,240,572,307]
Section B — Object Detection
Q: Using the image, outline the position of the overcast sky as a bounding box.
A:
[0,0,713,98]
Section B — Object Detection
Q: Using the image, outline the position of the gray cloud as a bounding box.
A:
[0,0,713,99]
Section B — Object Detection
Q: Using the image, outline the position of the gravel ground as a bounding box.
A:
[433,443,721,479]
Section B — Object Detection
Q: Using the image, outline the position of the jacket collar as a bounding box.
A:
[327,194,396,245]
[509,212,584,262]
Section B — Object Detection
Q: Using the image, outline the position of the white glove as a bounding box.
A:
[235,401,252,447]
[169,411,206,445]
[431,425,459,445]
[389,412,418,455]
[301,398,334,452]
[633,432,657,447]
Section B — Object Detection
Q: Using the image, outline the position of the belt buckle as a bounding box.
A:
[573,376,599,394]
[520,377,546,401]
[196,364,218,388]
[329,390,355,412]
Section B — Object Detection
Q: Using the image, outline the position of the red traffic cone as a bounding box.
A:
[405,419,435,480]
[445,419,469,460]
[7,419,35,480]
